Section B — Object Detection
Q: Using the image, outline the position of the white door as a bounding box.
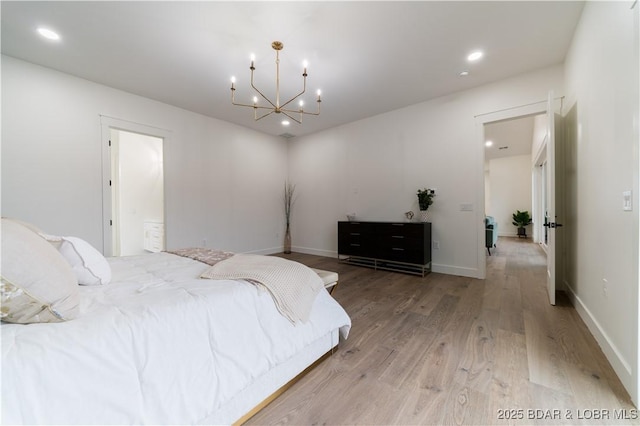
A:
[545,91,561,305]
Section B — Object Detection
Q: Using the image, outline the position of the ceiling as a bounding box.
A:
[484,114,541,161]
[1,1,584,138]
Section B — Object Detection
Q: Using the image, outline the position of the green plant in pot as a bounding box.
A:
[416,188,435,222]
[512,210,532,238]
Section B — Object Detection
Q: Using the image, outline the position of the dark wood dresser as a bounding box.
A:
[338,221,432,276]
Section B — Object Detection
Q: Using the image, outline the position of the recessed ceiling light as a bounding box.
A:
[467,50,483,62]
[37,27,60,41]
[485,140,493,147]
[282,120,290,126]
[459,71,469,77]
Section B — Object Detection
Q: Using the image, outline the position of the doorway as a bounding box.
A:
[483,114,544,242]
[477,96,564,305]
[101,116,169,257]
[475,100,556,281]
[110,129,164,256]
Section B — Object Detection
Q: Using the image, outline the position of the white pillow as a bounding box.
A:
[57,237,112,286]
[1,218,80,323]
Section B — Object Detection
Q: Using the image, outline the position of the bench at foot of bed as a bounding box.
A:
[311,268,339,295]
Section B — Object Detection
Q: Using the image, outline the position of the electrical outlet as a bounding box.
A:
[433,241,440,250]
[602,278,608,298]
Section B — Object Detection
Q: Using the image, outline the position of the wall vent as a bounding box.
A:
[279,132,296,139]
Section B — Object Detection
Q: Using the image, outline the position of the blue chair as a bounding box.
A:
[485,216,498,255]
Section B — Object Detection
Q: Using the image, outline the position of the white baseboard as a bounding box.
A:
[432,263,481,278]
[245,246,335,257]
[290,246,337,258]
[563,280,634,401]
[244,246,282,255]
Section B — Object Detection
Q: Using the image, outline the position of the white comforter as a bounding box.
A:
[1,253,351,425]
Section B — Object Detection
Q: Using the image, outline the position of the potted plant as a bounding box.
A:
[416,188,435,222]
[512,210,532,238]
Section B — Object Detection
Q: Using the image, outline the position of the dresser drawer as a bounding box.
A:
[377,234,423,249]
[377,223,424,238]
[377,246,426,264]
[144,221,165,253]
[338,222,376,257]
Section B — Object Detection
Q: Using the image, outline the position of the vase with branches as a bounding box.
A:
[283,181,296,254]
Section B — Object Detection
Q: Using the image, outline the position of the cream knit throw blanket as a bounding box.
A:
[200,254,323,324]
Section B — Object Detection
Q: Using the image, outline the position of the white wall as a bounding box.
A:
[563,1,639,403]
[487,155,532,237]
[1,56,288,255]
[288,65,563,278]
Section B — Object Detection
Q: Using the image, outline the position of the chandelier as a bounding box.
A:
[230,41,321,124]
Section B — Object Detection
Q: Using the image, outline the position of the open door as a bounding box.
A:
[545,91,563,305]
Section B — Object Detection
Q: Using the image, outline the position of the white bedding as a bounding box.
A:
[1,252,351,425]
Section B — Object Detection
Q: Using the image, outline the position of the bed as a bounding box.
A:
[1,219,351,424]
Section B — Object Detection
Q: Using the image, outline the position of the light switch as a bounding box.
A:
[460,203,474,211]
[623,191,632,211]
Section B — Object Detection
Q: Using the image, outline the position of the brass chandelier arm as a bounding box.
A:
[280,99,321,116]
[231,89,278,111]
[280,110,303,124]
[254,109,276,121]
[233,86,320,123]
[279,75,306,110]
[280,100,322,124]
[250,73,277,109]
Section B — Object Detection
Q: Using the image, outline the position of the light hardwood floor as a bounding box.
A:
[248,237,638,425]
